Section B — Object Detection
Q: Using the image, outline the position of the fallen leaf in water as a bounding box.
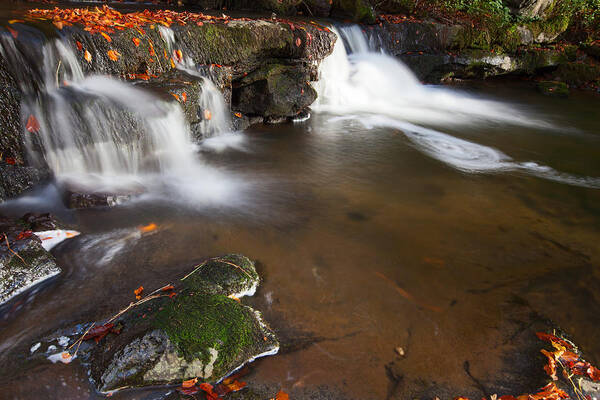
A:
[26,115,41,133]
[132,37,140,46]
[374,271,442,312]
[53,20,64,29]
[182,378,198,388]
[100,32,112,42]
[134,286,144,300]
[173,49,183,63]
[7,26,18,39]
[107,50,120,61]
[275,390,289,400]
[139,223,157,233]
[83,323,119,343]
[84,50,92,63]
[234,112,242,118]
[76,41,83,51]
[199,383,219,400]
[61,352,71,359]
[9,19,24,24]
[395,346,405,357]
[216,379,247,395]
[204,109,212,120]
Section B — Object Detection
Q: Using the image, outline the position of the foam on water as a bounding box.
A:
[314,26,600,189]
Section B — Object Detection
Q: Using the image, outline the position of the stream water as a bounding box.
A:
[0,13,599,400]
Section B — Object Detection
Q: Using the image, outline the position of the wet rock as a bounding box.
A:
[0,165,50,202]
[537,81,569,97]
[581,42,600,60]
[0,216,61,307]
[67,254,277,392]
[331,0,376,23]
[554,61,600,87]
[504,0,555,18]
[65,192,133,209]
[233,64,317,119]
[302,0,334,17]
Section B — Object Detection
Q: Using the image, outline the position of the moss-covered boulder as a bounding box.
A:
[233,63,317,119]
[78,254,277,392]
[537,80,569,97]
[504,0,555,18]
[554,61,600,86]
[331,0,376,23]
[0,216,61,308]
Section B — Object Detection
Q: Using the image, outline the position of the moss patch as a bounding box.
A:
[152,293,264,377]
[183,254,259,297]
[537,80,570,96]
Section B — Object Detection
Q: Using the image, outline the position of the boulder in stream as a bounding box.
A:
[0,215,61,308]
[59,254,278,393]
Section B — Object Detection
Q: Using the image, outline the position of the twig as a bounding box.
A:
[55,60,62,87]
[3,233,28,267]
[180,261,206,281]
[214,258,253,279]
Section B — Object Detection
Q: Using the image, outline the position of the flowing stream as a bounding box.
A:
[0,17,599,400]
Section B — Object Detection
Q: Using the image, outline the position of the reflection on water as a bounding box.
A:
[1,80,599,399]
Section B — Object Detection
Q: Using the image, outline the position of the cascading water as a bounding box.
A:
[0,32,243,204]
[314,26,600,189]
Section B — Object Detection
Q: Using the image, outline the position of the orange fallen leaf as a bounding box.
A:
[53,20,64,30]
[203,109,212,120]
[171,93,180,102]
[8,19,24,24]
[181,92,187,102]
[61,352,71,359]
[107,50,120,61]
[132,37,141,47]
[76,41,83,51]
[182,377,197,388]
[275,390,289,400]
[134,286,144,300]
[170,58,176,68]
[161,285,174,292]
[100,32,112,42]
[234,112,242,118]
[26,115,40,133]
[139,223,157,233]
[84,50,92,63]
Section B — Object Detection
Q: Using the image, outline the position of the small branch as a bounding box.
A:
[3,234,28,267]
[55,60,62,87]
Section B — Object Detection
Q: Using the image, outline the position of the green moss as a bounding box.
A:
[537,80,569,96]
[6,247,49,270]
[333,0,376,23]
[183,254,259,296]
[555,61,600,85]
[152,293,262,376]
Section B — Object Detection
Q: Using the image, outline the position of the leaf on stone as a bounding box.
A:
[5,157,16,165]
[53,20,64,30]
[76,41,83,51]
[535,332,573,350]
[182,377,197,388]
[26,115,41,133]
[107,49,120,61]
[84,50,92,63]
[100,32,112,42]
[234,112,242,118]
[132,37,140,47]
[134,286,144,300]
[161,285,174,292]
[15,230,33,241]
[83,323,117,343]
[199,383,219,400]
[181,92,187,102]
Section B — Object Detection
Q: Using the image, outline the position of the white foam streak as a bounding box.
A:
[314,27,600,189]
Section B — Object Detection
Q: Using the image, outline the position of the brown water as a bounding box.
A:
[1,82,599,400]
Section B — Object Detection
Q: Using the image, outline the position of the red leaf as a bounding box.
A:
[83,323,115,341]
[161,285,174,292]
[276,391,290,400]
[199,383,219,400]
[5,157,16,165]
[76,41,83,51]
[535,332,573,349]
[15,230,33,241]
[26,115,41,133]
[6,26,18,39]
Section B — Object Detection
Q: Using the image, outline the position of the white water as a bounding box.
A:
[314,26,600,189]
[6,37,244,204]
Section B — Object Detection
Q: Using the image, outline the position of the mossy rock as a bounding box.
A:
[581,43,600,60]
[375,0,417,14]
[331,0,376,23]
[83,254,278,392]
[183,254,260,297]
[555,62,600,86]
[0,223,60,306]
[233,63,317,118]
[536,80,569,97]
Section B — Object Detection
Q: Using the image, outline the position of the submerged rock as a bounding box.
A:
[0,216,61,307]
[67,254,278,392]
[537,81,569,97]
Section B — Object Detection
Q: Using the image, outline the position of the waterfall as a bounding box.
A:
[158,25,232,138]
[0,33,243,203]
[314,26,600,189]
